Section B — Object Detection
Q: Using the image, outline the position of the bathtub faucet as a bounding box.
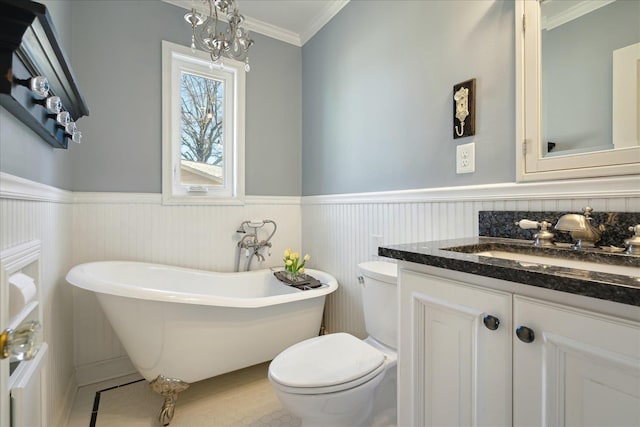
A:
[252,239,272,258]
[238,233,259,256]
[238,235,272,255]
[235,219,277,271]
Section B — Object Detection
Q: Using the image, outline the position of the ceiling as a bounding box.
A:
[163,0,350,46]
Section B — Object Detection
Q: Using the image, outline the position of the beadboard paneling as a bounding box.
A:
[4,170,638,422]
[71,195,302,380]
[0,194,75,427]
[302,194,640,337]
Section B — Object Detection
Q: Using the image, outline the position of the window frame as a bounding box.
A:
[162,40,245,205]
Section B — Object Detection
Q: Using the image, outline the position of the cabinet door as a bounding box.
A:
[513,296,640,427]
[399,270,512,427]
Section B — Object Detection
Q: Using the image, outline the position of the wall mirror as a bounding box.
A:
[516,0,640,181]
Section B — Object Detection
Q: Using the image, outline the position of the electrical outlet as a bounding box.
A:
[456,142,475,174]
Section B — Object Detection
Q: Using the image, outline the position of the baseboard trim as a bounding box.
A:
[75,356,137,387]
[54,371,78,427]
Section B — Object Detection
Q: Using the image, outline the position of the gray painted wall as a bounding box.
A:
[541,0,640,154]
[301,0,515,196]
[69,1,301,196]
[0,0,75,190]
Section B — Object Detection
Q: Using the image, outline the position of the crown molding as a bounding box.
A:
[244,16,302,47]
[299,1,350,45]
[542,0,615,31]
[162,0,301,46]
[161,0,348,47]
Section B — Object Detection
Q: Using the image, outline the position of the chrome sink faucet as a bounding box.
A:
[555,207,606,250]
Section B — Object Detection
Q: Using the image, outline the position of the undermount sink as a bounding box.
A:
[441,242,639,279]
[473,250,639,278]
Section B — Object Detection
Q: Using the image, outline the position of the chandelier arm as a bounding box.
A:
[187,0,252,69]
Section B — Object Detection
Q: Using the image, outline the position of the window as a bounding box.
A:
[162,41,245,204]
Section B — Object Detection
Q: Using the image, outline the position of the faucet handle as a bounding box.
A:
[515,219,540,230]
[515,219,552,231]
[515,219,554,247]
[625,225,640,255]
[582,206,594,218]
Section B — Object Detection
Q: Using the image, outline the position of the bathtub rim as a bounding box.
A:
[66,261,338,308]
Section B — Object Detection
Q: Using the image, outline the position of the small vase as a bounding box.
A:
[284,270,299,282]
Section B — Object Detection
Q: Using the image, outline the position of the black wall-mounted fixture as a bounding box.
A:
[0,0,89,149]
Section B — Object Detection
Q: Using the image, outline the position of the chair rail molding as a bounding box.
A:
[301,176,640,205]
[0,172,73,203]
[72,192,301,205]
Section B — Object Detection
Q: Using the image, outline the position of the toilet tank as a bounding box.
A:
[357,261,398,349]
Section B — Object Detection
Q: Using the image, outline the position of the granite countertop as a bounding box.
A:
[379,237,640,307]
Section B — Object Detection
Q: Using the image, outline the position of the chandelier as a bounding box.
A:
[184,0,254,71]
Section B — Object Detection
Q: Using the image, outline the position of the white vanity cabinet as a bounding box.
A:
[398,265,640,427]
[398,269,513,427]
[513,296,640,426]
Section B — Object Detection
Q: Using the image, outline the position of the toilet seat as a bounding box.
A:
[269,333,387,395]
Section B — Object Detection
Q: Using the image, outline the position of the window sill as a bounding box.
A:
[161,194,246,206]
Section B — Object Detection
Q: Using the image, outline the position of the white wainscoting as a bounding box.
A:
[0,173,76,427]
[71,192,302,384]
[302,176,640,337]
[3,171,640,393]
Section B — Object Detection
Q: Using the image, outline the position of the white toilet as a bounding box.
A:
[268,261,398,427]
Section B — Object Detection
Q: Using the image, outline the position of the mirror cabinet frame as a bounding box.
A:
[515,0,640,182]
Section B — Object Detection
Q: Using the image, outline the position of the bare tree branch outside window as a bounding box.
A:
[180,72,224,166]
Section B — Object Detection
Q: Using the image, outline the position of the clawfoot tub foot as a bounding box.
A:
[149,375,190,426]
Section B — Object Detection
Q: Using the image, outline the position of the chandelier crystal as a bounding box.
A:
[184,0,254,71]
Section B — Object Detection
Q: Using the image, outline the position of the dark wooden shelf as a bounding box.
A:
[0,0,89,149]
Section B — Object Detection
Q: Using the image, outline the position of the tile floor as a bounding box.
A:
[67,362,301,427]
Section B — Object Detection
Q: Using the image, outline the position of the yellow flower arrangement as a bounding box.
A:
[283,248,310,275]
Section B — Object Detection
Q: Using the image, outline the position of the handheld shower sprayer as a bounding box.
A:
[236,219,269,234]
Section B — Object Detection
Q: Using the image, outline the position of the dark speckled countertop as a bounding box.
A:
[379,237,640,307]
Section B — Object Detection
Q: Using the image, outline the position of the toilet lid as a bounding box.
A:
[269,333,385,388]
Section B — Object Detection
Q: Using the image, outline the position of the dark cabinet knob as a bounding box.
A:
[516,326,535,343]
[483,315,500,330]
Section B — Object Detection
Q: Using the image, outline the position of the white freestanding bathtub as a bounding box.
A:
[66,261,338,425]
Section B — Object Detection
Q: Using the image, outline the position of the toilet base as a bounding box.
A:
[271,363,397,427]
[369,363,397,427]
[273,382,379,427]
